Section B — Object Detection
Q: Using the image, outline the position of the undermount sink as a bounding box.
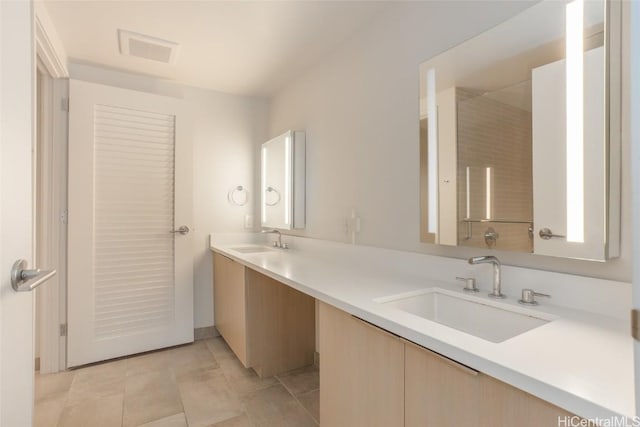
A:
[229,246,274,254]
[375,288,553,343]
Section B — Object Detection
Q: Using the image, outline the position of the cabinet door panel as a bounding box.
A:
[213,252,247,366]
[319,302,404,427]
[246,269,315,377]
[405,341,481,427]
[480,375,573,427]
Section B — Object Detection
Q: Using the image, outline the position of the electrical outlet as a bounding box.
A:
[346,209,361,244]
[244,214,253,229]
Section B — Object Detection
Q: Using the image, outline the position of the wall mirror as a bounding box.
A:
[419,0,621,261]
[261,130,306,230]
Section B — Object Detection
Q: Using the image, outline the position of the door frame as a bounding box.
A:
[34,2,68,80]
[631,0,640,416]
[34,3,68,373]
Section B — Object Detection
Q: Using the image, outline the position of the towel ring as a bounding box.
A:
[265,186,281,206]
[228,185,248,206]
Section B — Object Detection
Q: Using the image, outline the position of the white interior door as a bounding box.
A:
[68,79,193,367]
[0,1,36,425]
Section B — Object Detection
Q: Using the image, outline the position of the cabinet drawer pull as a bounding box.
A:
[215,252,234,262]
[351,315,402,341]
[405,340,479,377]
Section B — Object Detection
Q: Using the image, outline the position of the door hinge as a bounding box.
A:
[61,98,69,112]
[632,309,640,341]
[60,209,68,225]
[60,323,67,337]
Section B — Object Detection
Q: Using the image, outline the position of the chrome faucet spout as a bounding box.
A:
[468,255,505,299]
[261,229,283,248]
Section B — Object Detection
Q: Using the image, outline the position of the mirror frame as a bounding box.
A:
[418,0,622,261]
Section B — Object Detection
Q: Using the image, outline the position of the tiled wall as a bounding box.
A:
[456,88,533,252]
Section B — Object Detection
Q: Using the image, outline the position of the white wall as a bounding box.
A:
[188,87,267,327]
[268,1,632,282]
[69,63,268,328]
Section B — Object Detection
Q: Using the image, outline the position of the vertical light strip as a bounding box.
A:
[426,68,438,234]
[261,146,267,224]
[466,167,471,219]
[566,0,584,243]
[485,167,492,220]
[284,135,292,226]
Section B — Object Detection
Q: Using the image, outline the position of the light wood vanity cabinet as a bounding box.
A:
[320,301,576,427]
[405,341,573,427]
[246,268,315,378]
[212,251,315,377]
[319,302,404,427]
[213,252,248,366]
[479,374,573,427]
[405,341,481,427]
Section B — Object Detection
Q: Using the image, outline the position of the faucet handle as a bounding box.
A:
[456,277,479,293]
[518,288,550,306]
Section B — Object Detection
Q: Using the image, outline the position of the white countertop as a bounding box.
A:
[210,233,635,422]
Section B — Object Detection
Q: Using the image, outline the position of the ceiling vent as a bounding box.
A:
[118,30,180,64]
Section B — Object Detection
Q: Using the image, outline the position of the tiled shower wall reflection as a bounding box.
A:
[456,88,533,252]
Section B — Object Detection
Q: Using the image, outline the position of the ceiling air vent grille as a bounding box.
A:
[118,30,180,64]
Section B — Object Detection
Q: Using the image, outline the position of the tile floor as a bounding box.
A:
[34,338,319,427]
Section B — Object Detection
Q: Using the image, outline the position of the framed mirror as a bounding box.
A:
[419,0,621,261]
[261,130,306,230]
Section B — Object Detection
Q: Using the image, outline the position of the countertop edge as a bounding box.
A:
[210,244,634,422]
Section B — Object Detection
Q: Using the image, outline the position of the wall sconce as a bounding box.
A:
[566,0,584,243]
[426,67,439,235]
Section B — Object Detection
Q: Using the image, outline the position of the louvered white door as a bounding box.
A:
[67,79,193,367]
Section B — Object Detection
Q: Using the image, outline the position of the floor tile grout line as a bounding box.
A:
[201,340,254,427]
[290,388,320,426]
[172,368,189,427]
[53,390,71,427]
[275,375,319,425]
[207,337,319,426]
[207,338,316,426]
[122,359,126,427]
[121,391,125,427]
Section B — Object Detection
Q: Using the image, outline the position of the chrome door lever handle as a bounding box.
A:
[170,225,190,235]
[538,227,566,240]
[11,259,56,292]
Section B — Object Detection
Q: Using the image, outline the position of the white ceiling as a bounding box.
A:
[43,0,392,97]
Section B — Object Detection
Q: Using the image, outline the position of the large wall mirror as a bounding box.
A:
[261,130,306,230]
[419,0,621,261]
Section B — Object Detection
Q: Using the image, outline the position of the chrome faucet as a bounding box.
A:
[261,229,285,249]
[468,256,505,299]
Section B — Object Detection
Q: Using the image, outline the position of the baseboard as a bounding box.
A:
[194,326,220,341]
